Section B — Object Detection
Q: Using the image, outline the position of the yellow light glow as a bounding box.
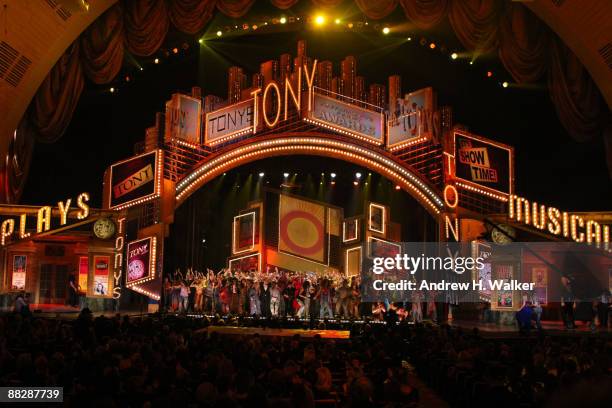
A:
[382,27,390,34]
[314,15,325,26]
[335,18,341,24]
[1,219,14,246]
[36,206,52,233]
[502,81,509,88]
[280,17,287,24]
[198,38,203,44]
[451,52,458,60]
[154,58,159,64]
[216,30,222,37]
[429,43,436,49]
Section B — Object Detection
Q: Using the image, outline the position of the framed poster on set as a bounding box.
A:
[11,255,26,291]
[108,150,162,210]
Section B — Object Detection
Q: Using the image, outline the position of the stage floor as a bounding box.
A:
[201,325,351,339]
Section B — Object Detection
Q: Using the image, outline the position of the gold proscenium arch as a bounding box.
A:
[175,133,445,217]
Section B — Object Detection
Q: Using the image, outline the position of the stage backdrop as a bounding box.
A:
[278,195,325,263]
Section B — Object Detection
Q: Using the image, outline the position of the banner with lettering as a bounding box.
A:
[310,93,384,144]
[108,150,160,209]
[127,237,155,285]
[388,87,436,147]
[205,99,254,145]
[165,94,202,145]
[93,255,111,297]
[453,132,512,195]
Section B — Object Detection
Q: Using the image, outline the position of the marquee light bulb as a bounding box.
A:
[502,81,509,88]
[330,173,336,178]
[258,172,264,177]
[382,27,390,35]
[154,58,159,64]
[451,52,458,60]
[216,30,222,37]
[280,17,287,24]
[355,172,362,179]
[283,172,289,178]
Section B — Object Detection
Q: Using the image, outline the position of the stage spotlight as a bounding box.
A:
[140,67,143,71]
[355,172,362,179]
[314,15,325,26]
[429,42,436,49]
[125,75,130,82]
[283,172,289,178]
[487,71,493,78]
[258,172,265,177]
[216,30,222,37]
[198,38,203,44]
[331,181,336,185]
[451,52,458,60]
[335,18,341,24]
[110,87,115,93]
[353,181,359,186]
[469,61,474,65]
[382,27,390,35]
[172,47,178,54]
[502,81,509,88]
[407,36,412,41]
[348,23,354,28]
[154,58,159,64]
[202,238,206,244]
[280,17,287,24]
[330,173,336,178]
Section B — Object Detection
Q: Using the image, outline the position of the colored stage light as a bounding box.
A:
[487,71,493,78]
[335,18,341,24]
[451,52,458,60]
[382,27,390,34]
[429,42,436,49]
[348,23,354,28]
[395,185,401,190]
[315,15,325,26]
[330,173,336,178]
[355,172,362,179]
[198,38,203,44]
[172,47,178,54]
[280,17,287,24]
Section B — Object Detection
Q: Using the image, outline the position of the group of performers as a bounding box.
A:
[162,267,442,322]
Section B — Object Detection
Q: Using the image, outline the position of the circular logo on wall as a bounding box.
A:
[93,218,116,239]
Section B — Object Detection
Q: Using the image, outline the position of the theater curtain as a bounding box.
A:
[29,42,85,143]
[24,0,612,187]
[310,0,343,8]
[498,3,548,84]
[354,0,398,20]
[548,37,607,143]
[216,0,256,18]
[448,0,503,55]
[170,0,216,34]
[271,0,300,10]
[80,3,124,84]
[124,0,169,56]
[399,0,448,29]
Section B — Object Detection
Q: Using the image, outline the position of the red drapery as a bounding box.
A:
[21,0,610,203]
[124,0,170,56]
[170,0,217,34]
[354,0,398,20]
[399,0,448,30]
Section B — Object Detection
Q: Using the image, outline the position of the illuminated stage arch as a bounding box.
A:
[175,133,445,217]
